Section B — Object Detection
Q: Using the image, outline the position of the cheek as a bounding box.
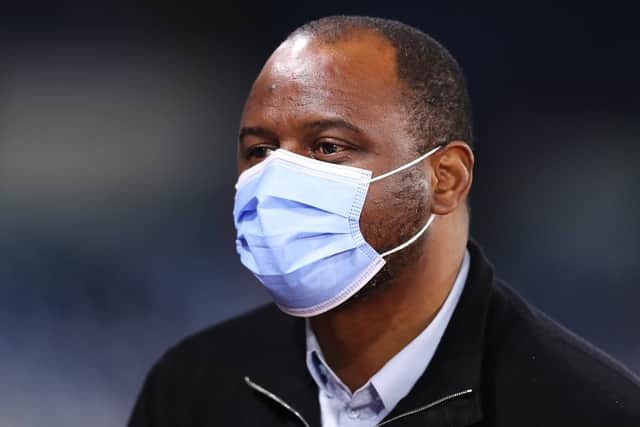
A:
[359,168,430,253]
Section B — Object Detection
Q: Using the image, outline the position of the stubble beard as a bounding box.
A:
[346,166,430,304]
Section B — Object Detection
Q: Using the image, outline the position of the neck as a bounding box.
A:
[309,212,467,392]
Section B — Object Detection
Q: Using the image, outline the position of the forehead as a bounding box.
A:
[242,31,403,126]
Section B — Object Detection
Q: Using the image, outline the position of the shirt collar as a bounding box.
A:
[305,249,471,415]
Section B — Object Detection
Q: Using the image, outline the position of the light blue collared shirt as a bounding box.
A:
[305,249,470,427]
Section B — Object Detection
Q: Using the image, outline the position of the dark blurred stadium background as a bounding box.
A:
[1,2,639,426]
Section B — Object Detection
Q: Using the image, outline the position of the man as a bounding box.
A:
[129,16,640,426]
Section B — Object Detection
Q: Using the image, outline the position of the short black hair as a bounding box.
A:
[287,16,473,154]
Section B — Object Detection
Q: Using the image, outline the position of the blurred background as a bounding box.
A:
[1,2,639,426]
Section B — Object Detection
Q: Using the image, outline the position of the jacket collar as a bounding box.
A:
[245,239,495,427]
[379,239,494,426]
[244,306,322,425]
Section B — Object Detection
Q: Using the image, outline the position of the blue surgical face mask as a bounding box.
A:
[233,145,441,317]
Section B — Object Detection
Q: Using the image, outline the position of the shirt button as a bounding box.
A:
[347,408,359,419]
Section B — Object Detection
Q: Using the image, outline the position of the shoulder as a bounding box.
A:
[129,304,296,422]
[154,303,292,376]
[484,281,640,424]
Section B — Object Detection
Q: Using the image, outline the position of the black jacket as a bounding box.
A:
[129,241,640,426]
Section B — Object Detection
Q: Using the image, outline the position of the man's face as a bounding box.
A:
[238,30,433,286]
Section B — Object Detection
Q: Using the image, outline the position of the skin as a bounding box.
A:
[238,29,474,392]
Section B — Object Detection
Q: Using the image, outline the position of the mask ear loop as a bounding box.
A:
[370,144,443,258]
[381,213,436,257]
[368,145,442,183]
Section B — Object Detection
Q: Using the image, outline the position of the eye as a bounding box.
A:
[314,141,348,157]
[246,145,275,160]
[319,143,340,155]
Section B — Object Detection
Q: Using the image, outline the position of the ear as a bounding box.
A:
[428,141,474,215]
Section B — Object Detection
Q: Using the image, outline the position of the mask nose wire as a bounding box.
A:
[367,145,442,183]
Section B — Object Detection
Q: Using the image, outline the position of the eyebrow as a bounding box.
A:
[303,118,363,134]
[238,126,278,143]
[238,118,363,145]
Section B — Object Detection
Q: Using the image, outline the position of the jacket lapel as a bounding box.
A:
[379,240,495,426]
[244,311,322,426]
